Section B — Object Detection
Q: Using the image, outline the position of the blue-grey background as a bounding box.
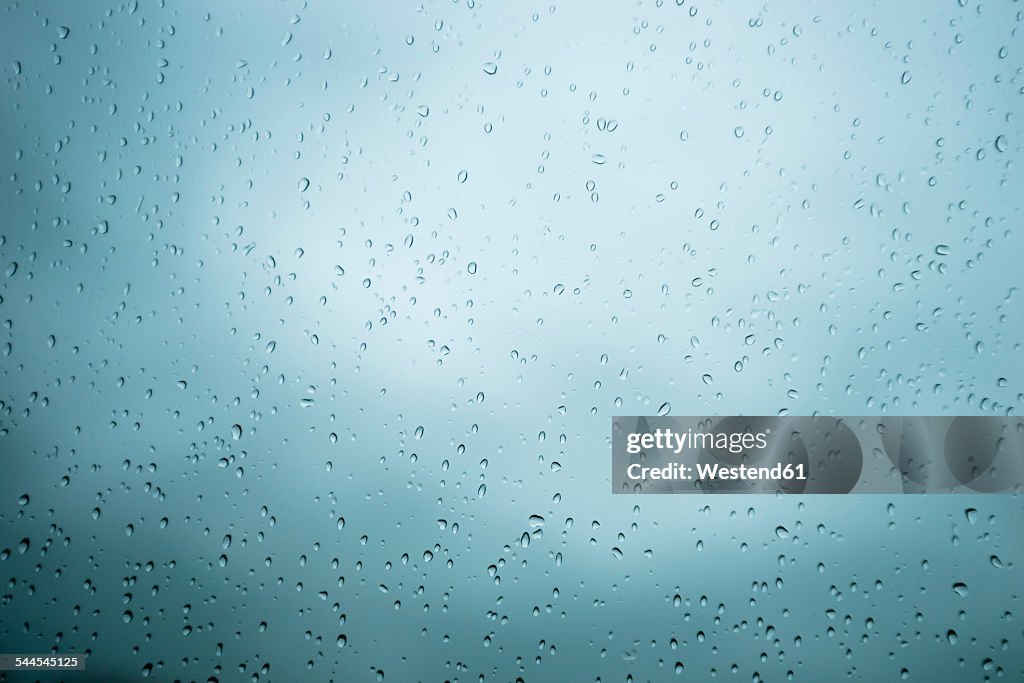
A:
[1,1,1022,681]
